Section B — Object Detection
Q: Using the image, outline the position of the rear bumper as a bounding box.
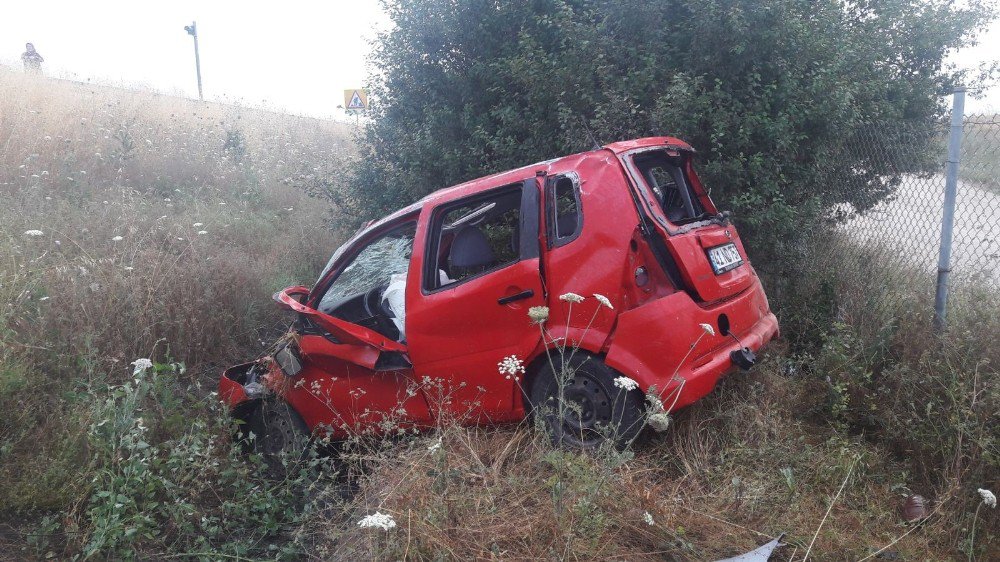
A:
[604,279,778,410]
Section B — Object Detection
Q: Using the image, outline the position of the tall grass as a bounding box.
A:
[0,68,349,523]
[0,68,996,560]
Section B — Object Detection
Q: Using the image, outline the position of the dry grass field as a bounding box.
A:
[0,68,996,560]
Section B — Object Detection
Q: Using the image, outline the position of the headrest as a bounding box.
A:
[448,226,495,270]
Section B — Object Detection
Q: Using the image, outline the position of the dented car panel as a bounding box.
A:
[220,136,779,444]
[604,277,778,410]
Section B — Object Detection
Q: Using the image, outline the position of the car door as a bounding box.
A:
[272,217,434,434]
[405,179,545,421]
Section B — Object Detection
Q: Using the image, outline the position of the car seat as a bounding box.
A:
[448,226,495,277]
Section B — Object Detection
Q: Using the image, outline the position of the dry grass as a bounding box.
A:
[0,68,996,560]
[302,364,964,560]
[0,68,351,516]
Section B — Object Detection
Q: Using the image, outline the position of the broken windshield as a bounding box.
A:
[317,223,416,313]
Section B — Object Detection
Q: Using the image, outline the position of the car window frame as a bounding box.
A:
[545,172,583,249]
[422,179,540,295]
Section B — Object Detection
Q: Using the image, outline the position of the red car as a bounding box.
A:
[220,137,778,451]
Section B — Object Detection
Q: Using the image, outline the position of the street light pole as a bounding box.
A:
[184,21,203,100]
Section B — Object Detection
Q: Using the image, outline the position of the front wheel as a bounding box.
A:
[528,353,645,450]
[245,398,311,474]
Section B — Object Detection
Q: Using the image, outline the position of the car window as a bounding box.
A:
[631,150,705,224]
[425,185,523,291]
[547,175,581,246]
[317,223,416,314]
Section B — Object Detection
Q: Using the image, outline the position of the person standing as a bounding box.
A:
[22,43,44,73]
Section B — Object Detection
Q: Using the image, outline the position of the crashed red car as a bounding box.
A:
[220,137,778,451]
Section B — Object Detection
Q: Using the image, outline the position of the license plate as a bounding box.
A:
[706,243,743,275]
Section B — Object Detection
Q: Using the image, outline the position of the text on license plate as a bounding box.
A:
[706,243,743,275]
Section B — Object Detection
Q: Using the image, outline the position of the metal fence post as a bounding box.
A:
[933,87,966,331]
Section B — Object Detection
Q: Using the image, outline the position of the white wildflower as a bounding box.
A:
[645,393,664,412]
[357,511,396,531]
[197,230,208,235]
[427,438,442,453]
[124,266,134,271]
[979,488,997,508]
[24,230,44,237]
[111,235,123,241]
[559,292,585,304]
[131,358,154,375]
[700,323,716,336]
[647,412,672,432]
[593,293,614,309]
[643,511,655,526]
[528,306,549,324]
[192,222,204,227]
[498,355,526,379]
[613,376,639,391]
[39,296,50,302]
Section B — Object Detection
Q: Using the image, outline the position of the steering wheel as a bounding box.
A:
[362,285,385,319]
[361,284,401,341]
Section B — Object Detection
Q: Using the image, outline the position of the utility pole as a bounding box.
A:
[183,21,203,100]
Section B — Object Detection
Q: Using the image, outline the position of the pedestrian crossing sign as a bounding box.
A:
[343,89,368,113]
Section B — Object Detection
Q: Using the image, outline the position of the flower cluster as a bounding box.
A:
[528,306,549,324]
[643,511,655,526]
[647,412,671,432]
[559,292,585,304]
[498,355,526,379]
[980,488,997,509]
[593,293,613,309]
[358,511,397,531]
[131,358,154,376]
[24,230,44,237]
[613,376,639,391]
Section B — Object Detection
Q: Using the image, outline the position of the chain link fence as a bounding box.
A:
[826,94,999,326]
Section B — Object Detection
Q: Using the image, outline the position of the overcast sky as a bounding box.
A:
[1,1,997,118]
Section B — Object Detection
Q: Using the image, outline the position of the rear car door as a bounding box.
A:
[405,179,545,420]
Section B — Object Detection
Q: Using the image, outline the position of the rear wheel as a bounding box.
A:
[528,353,645,449]
[246,398,311,474]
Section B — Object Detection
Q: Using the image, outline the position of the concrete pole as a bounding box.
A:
[933,87,966,331]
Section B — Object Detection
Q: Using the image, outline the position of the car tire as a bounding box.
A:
[528,353,645,450]
[246,398,311,475]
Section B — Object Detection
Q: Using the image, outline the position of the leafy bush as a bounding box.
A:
[345,0,992,268]
[37,360,329,560]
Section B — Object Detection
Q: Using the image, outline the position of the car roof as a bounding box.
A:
[363,136,693,230]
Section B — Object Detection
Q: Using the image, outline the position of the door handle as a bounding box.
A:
[498,289,534,305]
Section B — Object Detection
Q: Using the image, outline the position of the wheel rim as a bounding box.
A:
[261,404,302,456]
[556,369,614,443]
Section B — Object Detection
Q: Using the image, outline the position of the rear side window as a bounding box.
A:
[546,175,582,247]
[424,185,524,291]
[631,150,706,225]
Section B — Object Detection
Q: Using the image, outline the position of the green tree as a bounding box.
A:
[342,0,993,265]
